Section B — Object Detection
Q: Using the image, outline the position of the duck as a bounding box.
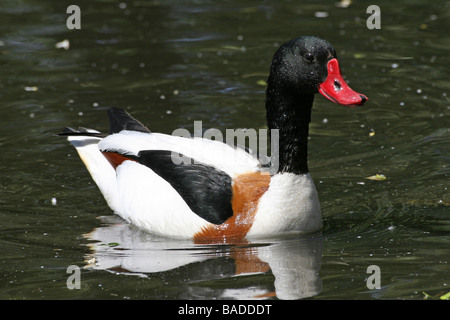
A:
[61,36,367,242]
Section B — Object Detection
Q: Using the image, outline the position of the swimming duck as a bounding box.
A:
[61,36,367,242]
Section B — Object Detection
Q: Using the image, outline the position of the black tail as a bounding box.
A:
[58,127,106,137]
[59,108,150,137]
[107,107,151,134]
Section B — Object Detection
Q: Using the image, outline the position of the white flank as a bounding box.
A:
[114,161,209,238]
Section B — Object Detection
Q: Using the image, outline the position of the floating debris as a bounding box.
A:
[24,86,38,92]
[353,53,366,59]
[364,174,387,181]
[55,39,70,50]
[256,79,267,86]
[335,0,352,8]
[440,292,450,300]
[422,292,432,299]
[314,11,329,18]
[423,291,450,300]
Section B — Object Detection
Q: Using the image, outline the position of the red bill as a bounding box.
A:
[319,58,368,107]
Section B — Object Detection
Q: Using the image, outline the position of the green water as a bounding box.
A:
[0,0,448,300]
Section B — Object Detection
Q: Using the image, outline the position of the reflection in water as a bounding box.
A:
[84,216,323,300]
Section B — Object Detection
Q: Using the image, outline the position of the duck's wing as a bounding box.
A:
[103,149,234,225]
[99,107,262,177]
[61,108,264,237]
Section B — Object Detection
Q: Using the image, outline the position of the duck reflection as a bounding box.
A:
[84,216,323,300]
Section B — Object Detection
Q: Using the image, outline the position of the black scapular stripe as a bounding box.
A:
[134,150,233,225]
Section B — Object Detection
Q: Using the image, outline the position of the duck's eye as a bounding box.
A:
[305,53,314,62]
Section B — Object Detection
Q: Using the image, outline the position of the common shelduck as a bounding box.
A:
[61,36,367,242]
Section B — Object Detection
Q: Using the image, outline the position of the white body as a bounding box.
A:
[68,130,322,239]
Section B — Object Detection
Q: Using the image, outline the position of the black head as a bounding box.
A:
[267,36,367,106]
[265,36,368,174]
[268,36,336,95]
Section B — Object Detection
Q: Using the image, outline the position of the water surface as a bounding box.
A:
[0,0,449,300]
